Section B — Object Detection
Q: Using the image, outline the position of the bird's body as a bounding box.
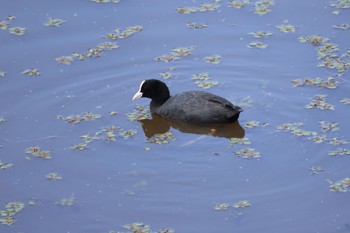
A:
[132,79,242,124]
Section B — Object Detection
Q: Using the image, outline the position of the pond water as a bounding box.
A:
[1,0,350,232]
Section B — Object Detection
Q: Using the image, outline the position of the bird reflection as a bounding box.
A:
[138,114,245,139]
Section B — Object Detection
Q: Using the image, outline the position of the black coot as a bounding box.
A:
[132,79,242,124]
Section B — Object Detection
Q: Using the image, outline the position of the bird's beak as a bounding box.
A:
[132,91,143,101]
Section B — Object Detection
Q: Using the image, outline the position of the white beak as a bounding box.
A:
[132,91,143,101]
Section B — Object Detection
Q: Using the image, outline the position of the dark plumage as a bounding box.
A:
[132,79,242,124]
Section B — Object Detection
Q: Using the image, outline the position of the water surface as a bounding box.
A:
[1,1,349,233]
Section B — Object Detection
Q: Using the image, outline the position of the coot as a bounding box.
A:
[132,79,242,124]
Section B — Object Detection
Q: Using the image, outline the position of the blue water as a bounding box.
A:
[1,0,350,232]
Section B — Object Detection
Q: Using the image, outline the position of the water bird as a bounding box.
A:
[132,79,242,124]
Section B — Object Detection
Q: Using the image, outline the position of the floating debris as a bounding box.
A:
[172,47,194,57]
[328,148,350,156]
[340,98,350,104]
[214,203,230,211]
[199,3,221,12]
[57,112,102,124]
[228,0,250,9]
[308,135,327,144]
[177,1,220,14]
[309,166,324,174]
[193,80,219,89]
[22,69,40,76]
[298,35,329,46]
[254,0,274,15]
[333,23,350,30]
[127,105,151,121]
[70,143,89,150]
[0,160,13,170]
[319,121,339,132]
[46,172,62,181]
[246,41,268,49]
[57,194,76,206]
[119,129,137,139]
[6,16,15,21]
[191,72,219,89]
[160,72,172,79]
[291,77,338,89]
[328,137,349,145]
[277,123,317,137]
[25,146,52,159]
[0,71,5,77]
[55,56,74,65]
[109,111,118,116]
[187,22,208,29]
[0,21,9,30]
[235,148,261,159]
[204,55,222,64]
[329,177,350,192]
[233,200,251,208]
[276,23,297,33]
[97,42,119,50]
[57,25,138,65]
[103,26,143,40]
[244,121,260,128]
[44,17,66,27]
[155,46,194,62]
[8,27,26,36]
[0,202,25,226]
[123,223,151,232]
[305,95,335,110]
[0,117,6,123]
[330,0,350,9]
[147,131,175,144]
[157,228,175,233]
[90,0,120,3]
[228,137,251,147]
[176,6,198,14]
[248,31,273,39]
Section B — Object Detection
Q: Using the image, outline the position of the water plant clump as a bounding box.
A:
[44,17,66,27]
[56,194,76,206]
[228,0,250,9]
[147,131,175,144]
[0,202,25,226]
[0,160,13,170]
[204,55,222,64]
[254,0,275,15]
[214,203,230,210]
[187,22,208,29]
[155,46,195,62]
[228,137,251,147]
[235,148,261,159]
[305,95,335,110]
[329,177,350,192]
[8,27,26,36]
[57,112,102,124]
[191,72,219,89]
[309,166,324,174]
[127,105,151,121]
[46,172,62,181]
[22,69,40,76]
[276,23,297,33]
[25,146,52,159]
[291,77,338,89]
[246,41,268,49]
[233,200,251,208]
[248,31,273,39]
[328,148,350,156]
